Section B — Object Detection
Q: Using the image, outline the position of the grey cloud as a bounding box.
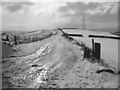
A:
[88,13,118,23]
[58,2,101,17]
[2,2,35,12]
[57,2,118,31]
[58,2,118,23]
[88,3,118,23]
[58,2,118,16]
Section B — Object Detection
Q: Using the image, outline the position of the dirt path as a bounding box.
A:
[2,30,67,88]
[2,30,118,88]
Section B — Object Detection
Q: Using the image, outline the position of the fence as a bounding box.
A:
[13,33,53,45]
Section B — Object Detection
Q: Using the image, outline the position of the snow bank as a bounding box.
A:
[62,29,119,70]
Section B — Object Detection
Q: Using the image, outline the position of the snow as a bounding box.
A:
[62,29,119,69]
[63,29,119,37]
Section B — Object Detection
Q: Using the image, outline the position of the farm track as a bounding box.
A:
[2,30,119,88]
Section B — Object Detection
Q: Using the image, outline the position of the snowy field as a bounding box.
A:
[63,29,119,69]
[2,29,119,88]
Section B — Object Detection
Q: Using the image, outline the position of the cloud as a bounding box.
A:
[57,2,118,30]
[1,0,119,2]
[58,2,118,21]
[29,2,65,16]
[58,2,118,16]
[110,3,118,14]
[2,2,35,12]
[1,1,118,32]
[58,2,99,18]
[1,0,33,2]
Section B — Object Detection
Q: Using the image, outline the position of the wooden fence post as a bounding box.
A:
[92,39,95,57]
[94,43,101,60]
[14,36,17,45]
[6,35,9,41]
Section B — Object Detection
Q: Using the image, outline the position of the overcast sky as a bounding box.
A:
[0,0,119,32]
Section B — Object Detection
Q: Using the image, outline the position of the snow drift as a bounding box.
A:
[2,29,119,88]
